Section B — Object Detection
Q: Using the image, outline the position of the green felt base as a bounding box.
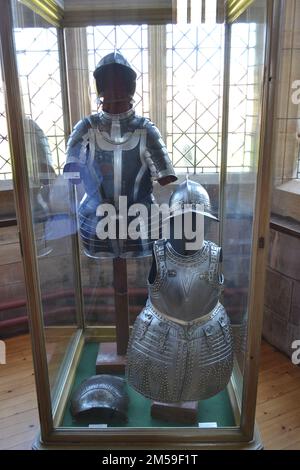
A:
[62,342,235,428]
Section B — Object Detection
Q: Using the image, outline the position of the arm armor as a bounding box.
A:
[143,120,177,182]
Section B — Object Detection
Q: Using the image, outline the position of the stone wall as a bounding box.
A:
[271,0,300,224]
[262,0,300,359]
[263,225,300,358]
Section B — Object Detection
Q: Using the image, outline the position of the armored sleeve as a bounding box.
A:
[63,118,91,184]
[143,120,177,183]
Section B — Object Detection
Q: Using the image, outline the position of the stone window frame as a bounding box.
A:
[271,0,300,223]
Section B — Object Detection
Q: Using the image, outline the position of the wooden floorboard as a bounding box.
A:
[0,335,300,450]
[0,335,38,451]
[256,343,300,450]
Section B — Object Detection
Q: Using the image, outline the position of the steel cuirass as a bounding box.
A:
[126,239,234,403]
[149,239,223,322]
[64,109,176,258]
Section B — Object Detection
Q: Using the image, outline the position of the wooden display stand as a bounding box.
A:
[95,257,199,425]
[96,257,129,374]
[151,401,198,425]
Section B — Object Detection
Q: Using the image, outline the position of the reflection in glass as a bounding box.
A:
[222,1,267,377]
[7,0,269,435]
[12,2,79,398]
[0,63,11,180]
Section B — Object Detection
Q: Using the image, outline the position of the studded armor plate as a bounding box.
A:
[126,239,233,403]
[64,109,176,258]
[126,300,233,402]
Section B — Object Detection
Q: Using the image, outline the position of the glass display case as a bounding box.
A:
[0,0,280,449]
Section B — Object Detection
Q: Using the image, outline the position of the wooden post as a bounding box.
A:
[96,257,129,373]
[113,257,130,356]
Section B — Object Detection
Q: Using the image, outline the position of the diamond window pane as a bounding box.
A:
[166,23,224,173]
[0,21,264,181]
[14,27,65,174]
[228,22,263,171]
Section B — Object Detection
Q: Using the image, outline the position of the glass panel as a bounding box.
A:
[166,23,224,174]
[61,13,230,431]
[222,0,267,392]
[0,62,11,180]
[9,0,267,438]
[64,20,224,336]
[11,1,80,400]
[65,24,151,327]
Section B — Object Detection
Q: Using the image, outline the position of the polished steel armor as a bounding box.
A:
[64,108,176,258]
[149,239,223,322]
[70,375,129,423]
[126,239,233,403]
[167,177,218,220]
[93,51,137,99]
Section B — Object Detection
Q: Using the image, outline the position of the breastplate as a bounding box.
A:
[77,110,154,258]
[84,110,153,208]
[149,239,223,322]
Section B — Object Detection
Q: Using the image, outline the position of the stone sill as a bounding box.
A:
[272,180,300,224]
[270,213,300,239]
[276,179,300,195]
[0,180,14,191]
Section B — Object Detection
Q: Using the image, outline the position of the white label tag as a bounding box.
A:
[88,424,108,428]
[63,172,81,179]
[198,422,218,428]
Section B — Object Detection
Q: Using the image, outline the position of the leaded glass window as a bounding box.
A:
[14,27,65,174]
[166,23,224,173]
[228,22,263,172]
[0,19,267,180]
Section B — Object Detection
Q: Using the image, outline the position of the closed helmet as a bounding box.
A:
[168,177,218,220]
[93,51,137,98]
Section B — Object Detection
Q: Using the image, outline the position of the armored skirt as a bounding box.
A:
[126,239,234,403]
[126,300,233,403]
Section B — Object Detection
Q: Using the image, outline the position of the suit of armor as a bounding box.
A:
[126,178,233,403]
[64,51,176,258]
[64,109,175,258]
[126,238,233,402]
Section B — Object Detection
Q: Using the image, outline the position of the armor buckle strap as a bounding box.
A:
[208,243,219,282]
[155,239,167,275]
[204,324,215,350]
[219,315,231,344]
[137,314,153,340]
[149,300,221,327]
[158,324,170,352]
